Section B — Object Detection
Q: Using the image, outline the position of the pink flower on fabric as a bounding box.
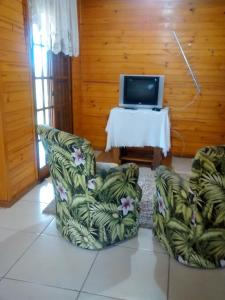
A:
[88,179,96,190]
[71,147,85,166]
[158,195,166,216]
[220,260,225,268]
[56,182,67,201]
[178,255,188,265]
[191,211,196,226]
[188,188,195,203]
[118,197,134,216]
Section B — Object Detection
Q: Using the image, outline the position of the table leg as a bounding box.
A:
[152,147,162,169]
[112,148,121,164]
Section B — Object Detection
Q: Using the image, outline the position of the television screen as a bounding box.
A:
[119,74,164,109]
[124,76,159,105]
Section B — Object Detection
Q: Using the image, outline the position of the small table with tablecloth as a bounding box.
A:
[105,107,171,167]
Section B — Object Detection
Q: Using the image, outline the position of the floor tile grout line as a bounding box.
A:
[77,251,100,299]
[77,253,127,300]
[2,217,53,279]
[78,291,125,300]
[2,277,79,293]
[2,235,42,279]
[0,212,54,234]
[20,199,54,205]
[167,256,171,300]
[76,291,80,300]
[116,243,167,255]
[0,222,167,254]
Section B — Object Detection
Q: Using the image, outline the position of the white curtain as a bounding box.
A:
[29,0,79,57]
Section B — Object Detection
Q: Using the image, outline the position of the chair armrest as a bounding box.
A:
[95,163,142,205]
[190,146,225,193]
[154,165,192,216]
[97,162,140,184]
[153,165,199,247]
[96,162,119,174]
[155,165,190,193]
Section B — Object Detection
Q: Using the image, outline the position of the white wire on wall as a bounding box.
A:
[169,31,202,112]
[169,31,202,155]
[172,31,201,94]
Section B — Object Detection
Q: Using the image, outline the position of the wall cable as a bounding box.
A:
[169,31,202,113]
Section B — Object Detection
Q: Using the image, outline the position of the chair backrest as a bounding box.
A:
[190,146,225,192]
[37,125,96,202]
[190,145,225,225]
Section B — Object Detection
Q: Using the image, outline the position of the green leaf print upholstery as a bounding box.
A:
[153,146,225,268]
[37,125,142,249]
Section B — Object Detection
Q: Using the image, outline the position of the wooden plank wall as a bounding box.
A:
[72,0,225,156]
[0,0,37,206]
[0,65,8,201]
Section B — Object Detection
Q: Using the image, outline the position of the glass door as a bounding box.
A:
[32,24,54,179]
[31,25,73,180]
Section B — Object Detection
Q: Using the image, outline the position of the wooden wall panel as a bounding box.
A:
[0,0,37,206]
[0,65,8,201]
[72,0,225,156]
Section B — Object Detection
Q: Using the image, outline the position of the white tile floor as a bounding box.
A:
[0,158,225,300]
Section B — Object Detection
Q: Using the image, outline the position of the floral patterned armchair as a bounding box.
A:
[37,125,142,250]
[153,146,225,268]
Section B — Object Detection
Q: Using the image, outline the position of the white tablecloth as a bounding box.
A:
[105,107,171,156]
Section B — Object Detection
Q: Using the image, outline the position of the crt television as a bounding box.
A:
[119,74,165,109]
